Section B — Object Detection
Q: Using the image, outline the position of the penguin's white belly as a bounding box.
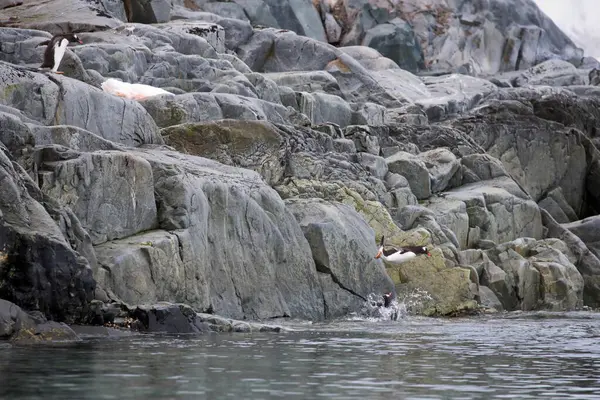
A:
[52,38,69,72]
[385,251,417,264]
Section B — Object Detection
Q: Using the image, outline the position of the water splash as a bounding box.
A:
[355,289,434,321]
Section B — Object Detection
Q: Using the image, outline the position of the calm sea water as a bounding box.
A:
[1,311,600,400]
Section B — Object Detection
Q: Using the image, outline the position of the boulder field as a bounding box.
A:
[2,0,600,340]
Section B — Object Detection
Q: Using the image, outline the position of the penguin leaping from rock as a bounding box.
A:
[37,33,83,74]
[375,236,431,265]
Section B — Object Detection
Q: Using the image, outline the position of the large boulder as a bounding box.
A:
[542,209,600,307]
[484,238,584,311]
[37,149,158,245]
[262,0,327,42]
[385,248,479,316]
[0,144,95,322]
[161,120,285,185]
[94,147,326,320]
[286,199,395,319]
[361,18,424,73]
[444,178,543,246]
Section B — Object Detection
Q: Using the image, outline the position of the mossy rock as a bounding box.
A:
[162,119,282,156]
[161,119,285,184]
[386,248,479,316]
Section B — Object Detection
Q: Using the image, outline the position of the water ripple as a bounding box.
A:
[1,313,599,399]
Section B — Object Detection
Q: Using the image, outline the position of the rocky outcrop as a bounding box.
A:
[2,0,600,327]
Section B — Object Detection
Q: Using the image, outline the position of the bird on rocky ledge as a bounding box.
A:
[374,236,431,265]
[37,33,83,74]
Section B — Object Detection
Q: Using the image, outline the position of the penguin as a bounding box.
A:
[37,33,83,74]
[375,236,431,265]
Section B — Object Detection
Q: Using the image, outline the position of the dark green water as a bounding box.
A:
[1,312,600,399]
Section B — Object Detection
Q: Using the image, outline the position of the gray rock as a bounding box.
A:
[394,0,582,75]
[339,46,400,71]
[0,144,95,323]
[232,0,280,27]
[236,28,278,71]
[386,151,431,200]
[542,209,600,307]
[132,303,210,333]
[0,0,124,34]
[0,299,36,339]
[563,216,600,260]
[351,102,386,126]
[262,31,337,72]
[153,20,226,53]
[140,93,223,128]
[126,0,171,23]
[286,199,395,318]
[361,19,424,72]
[1,0,23,9]
[417,74,498,121]
[168,10,254,50]
[421,148,460,193]
[509,59,587,87]
[453,94,589,213]
[538,187,578,223]
[0,62,162,147]
[264,71,343,97]
[95,230,206,311]
[484,238,585,311]
[97,147,326,320]
[11,321,81,344]
[345,126,380,155]
[333,138,356,153]
[244,73,282,104]
[355,153,387,180]
[262,0,327,42]
[161,119,286,185]
[195,312,284,332]
[324,12,342,43]
[296,92,353,127]
[426,198,469,250]
[444,178,543,246]
[37,149,158,245]
[478,285,504,311]
[202,2,249,22]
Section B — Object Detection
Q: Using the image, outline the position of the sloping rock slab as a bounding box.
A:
[0,0,124,34]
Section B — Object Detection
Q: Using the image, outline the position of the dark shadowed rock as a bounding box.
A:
[262,0,326,42]
[0,144,95,323]
[132,303,210,333]
[361,18,424,72]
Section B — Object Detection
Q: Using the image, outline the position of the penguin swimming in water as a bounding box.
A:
[37,33,83,74]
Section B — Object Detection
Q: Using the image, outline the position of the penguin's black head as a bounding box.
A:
[416,246,431,256]
[64,33,83,44]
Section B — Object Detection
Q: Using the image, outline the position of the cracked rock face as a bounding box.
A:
[2,0,600,323]
[286,198,395,319]
[93,147,326,321]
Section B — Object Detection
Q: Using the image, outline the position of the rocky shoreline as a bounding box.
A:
[2,0,600,343]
